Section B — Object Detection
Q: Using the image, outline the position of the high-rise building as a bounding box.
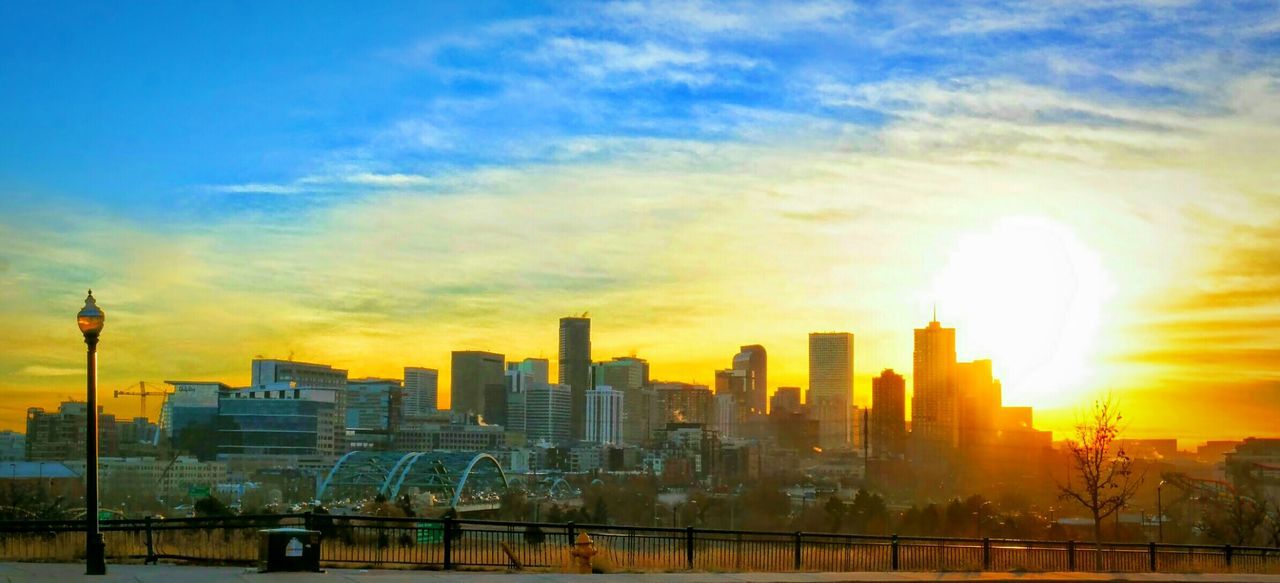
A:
[958,359,1001,448]
[912,317,958,463]
[251,359,348,452]
[714,368,752,435]
[653,382,713,427]
[402,367,439,418]
[809,332,854,449]
[593,357,652,445]
[711,393,740,438]
[345,378,402,450]
[525,381,573,445]
[559,317,592,440]
[25,401,153,460]
[769,386,803,416]
[733,345,768,415]
[585,385,624,445]
[871,369,907,459]
[504,358,549,436]
[450,351,506,425]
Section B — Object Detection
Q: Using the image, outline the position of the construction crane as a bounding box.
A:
[114,381,168,420]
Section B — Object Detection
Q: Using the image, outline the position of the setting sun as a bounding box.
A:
[932,217,1113,408]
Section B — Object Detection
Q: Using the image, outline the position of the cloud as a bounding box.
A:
[203,183,305,195]
[19,365,82,377]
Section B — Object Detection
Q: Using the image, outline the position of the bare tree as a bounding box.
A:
[1058,397,1143,568]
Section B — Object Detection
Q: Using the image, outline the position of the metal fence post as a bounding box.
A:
[891,534,899,571]
[443,516,455,570]
[1149,542,1157,571]
[303,510,314,531]
[793,532,802,570]
[1224,544,1233,568]
[685,526,695,570]
[1067,540,1076,571]
[567,521,576,548]
[144,515,156,565]
[982,537,991,570]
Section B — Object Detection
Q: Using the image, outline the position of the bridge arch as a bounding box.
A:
[318,450,509,510]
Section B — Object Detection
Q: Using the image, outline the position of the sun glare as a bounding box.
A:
[932,217,1113,408]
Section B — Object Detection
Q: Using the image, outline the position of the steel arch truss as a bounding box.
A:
[317,451,509,508]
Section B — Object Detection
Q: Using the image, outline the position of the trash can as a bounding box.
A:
[258,527,322,572]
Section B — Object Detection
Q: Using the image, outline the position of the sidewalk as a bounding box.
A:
[1,563,1278,583]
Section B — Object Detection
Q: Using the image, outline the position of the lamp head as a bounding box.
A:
[77,290,105,336]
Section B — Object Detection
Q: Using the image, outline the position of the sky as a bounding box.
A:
[1,1,1278,445]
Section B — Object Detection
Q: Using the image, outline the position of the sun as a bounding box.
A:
[931,217,1113,408]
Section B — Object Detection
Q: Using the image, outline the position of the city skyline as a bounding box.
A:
[2,2,1278,446]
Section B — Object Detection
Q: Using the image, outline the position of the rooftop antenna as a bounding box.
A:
[932,302,937,323]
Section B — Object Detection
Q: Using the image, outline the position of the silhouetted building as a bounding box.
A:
[809,332,854,449]
[770,387,803,416]
[714,368,752,437]
[585,385,624,445]
[733,345,768,415]
[654,382,712,428]
[871,369,906,459]
[251,359,348,452]
[402,367,439,418]
[25,401,136,461]
[0,431,24,461]
[393,420,507,451]
[593,357,653,445]
[957,359,1001,448]
[559,316,592,440]
[450,351,506,425]
[912,317,957,464]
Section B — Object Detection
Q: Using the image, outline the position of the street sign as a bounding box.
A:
[415,522,443,544]
[188,485,211,498]
[97,511,113,520]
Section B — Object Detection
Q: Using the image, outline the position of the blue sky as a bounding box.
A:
[1,1,1278,441]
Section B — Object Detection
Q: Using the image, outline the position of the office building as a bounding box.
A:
[525,381,573,445]
[251,359,348,452]
[162,381,230,460]
[913,317,958,463]
[593,356,653,445]
[402,367,439,418]
[25,402,133,461]
[585,385,624,445]
[346,378,402,450]
[654,382,713,427]
[770,387,803,416]
[733,345,768,415]
[450,351,506,425]
[216,384,342,458]
[559,316,592,440]
[957,359,1001,448]
[714,368,753,436]
[870,369,907,459]
[0,431,24,461]
[809,332,854,449]
[393,421,507,451]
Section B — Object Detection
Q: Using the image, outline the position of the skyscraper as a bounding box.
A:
[559,316,591,440]
[733,345,768,415]
[769,386,803,416]
[402,367,439,418]
[871,369,906,459]
[451,351,506,424]
[585,385,624,445]
[525,381,572,444]
[714,368,752,436]
[958,359,1002,448]
[593,356,652,445]
[505,357,552,436]
[912,317,958,462]
[809,332,854,449]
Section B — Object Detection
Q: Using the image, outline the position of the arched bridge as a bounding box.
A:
[317,451,509,511]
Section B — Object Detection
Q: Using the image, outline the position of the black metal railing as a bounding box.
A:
[0,514,1277,574]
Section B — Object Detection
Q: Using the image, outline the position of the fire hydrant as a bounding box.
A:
[569,531,597,573]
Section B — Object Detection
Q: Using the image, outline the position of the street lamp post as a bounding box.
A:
[77,290,107,575]
[1156,480,1166,543]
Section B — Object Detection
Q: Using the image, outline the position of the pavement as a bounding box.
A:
[1,563,1278,583]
